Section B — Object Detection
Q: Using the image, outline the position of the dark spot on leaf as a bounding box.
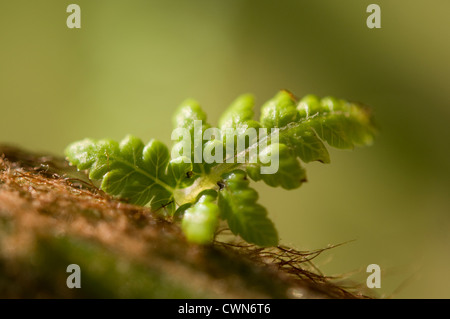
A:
[217,181,226,190]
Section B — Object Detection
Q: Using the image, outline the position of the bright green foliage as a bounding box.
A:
[246,143,307,189]
[65,135,190,215]
[65,90,376,247]
[218,170,278,247]
[182,192,219,244]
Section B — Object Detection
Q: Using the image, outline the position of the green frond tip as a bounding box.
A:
[260,90,299,128]
[246,143,307,190]
[172,98,208,131]
[296,94,377,149]
[64,89,376,247]
[218,94,255,130]
[218,170,279,247]
[181,192,219,244]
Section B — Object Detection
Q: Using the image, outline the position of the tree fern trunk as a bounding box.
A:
[0,145,366,299]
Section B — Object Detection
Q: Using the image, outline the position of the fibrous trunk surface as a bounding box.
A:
[0,145,367,299]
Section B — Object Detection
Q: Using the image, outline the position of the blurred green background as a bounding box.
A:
[1,0,449,298]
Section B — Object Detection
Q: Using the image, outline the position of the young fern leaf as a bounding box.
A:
[218,170,278,247]
[181,191,219,244]
[172,99,212,176]
[65,90,376,247]
[65,135,192,215]
[242,91,376,189]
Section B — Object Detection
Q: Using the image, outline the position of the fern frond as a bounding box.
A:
[65,90,376,246]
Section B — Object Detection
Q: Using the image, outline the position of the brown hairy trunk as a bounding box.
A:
[0,145,369,299]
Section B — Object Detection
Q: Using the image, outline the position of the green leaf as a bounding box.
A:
[298,95,376,149]
[65,135,176,214]
[279,125,330,164]
[218,170,278,247]
[246,143,307,189]
[260,90,299,128]
[165,156,194,188]
[173,203,192,221]
[172,98,211,176]
[181,193,219,244]
[241,92,375,187]
[218,94,255,130]
[173,98,207,131]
